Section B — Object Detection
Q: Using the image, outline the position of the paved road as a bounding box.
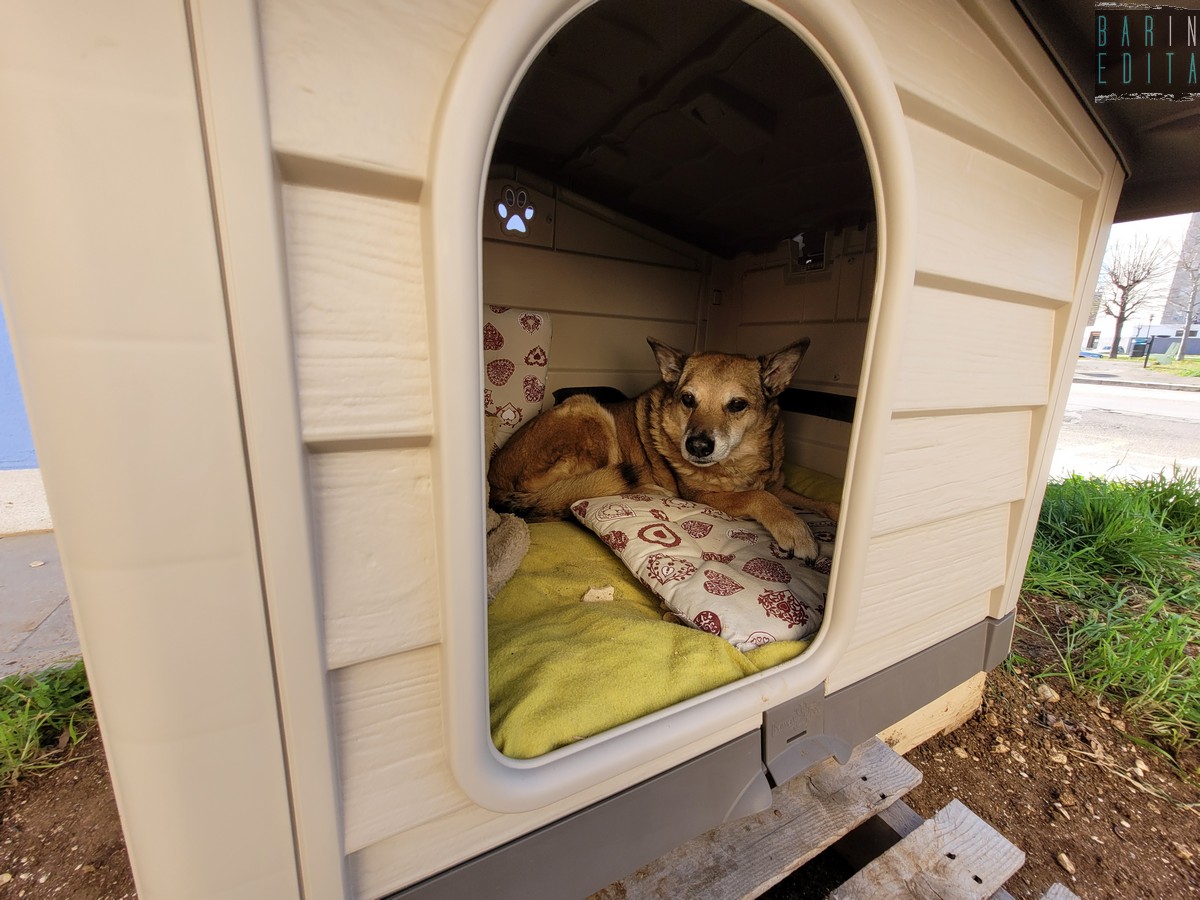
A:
[1052,382,1200,480]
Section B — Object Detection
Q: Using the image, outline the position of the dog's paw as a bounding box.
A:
[767,513,819,564]
[824,501,841,523]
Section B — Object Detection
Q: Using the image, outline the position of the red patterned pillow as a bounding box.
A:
[572,495,833,651]
[483,307,553,456]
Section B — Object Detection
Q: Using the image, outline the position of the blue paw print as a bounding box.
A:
[496,186,535,235]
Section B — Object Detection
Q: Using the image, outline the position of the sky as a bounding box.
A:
[1109,212,1192,248]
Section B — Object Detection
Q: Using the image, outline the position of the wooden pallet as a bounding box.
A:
[837,799,1079,900]
[590,737,922,900]
[593,737,1079,900]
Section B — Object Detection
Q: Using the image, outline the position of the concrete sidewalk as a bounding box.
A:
[0,531,79,678]
[1072,356,1200,392]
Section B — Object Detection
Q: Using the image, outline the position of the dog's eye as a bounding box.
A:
[727,398,748,412]
[680,392,697,409]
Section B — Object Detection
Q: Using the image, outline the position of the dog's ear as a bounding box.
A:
[759,338,810,398]
[648,337,688,385]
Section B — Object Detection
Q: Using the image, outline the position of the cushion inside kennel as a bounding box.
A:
[571,496,832,652]
[488,464,840,759]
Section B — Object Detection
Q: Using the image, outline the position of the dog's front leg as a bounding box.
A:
[691,489,819,563]
[772,486,840,523]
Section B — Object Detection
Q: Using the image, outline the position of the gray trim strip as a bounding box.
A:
[387,732,771,900]
[764,613,1016,785]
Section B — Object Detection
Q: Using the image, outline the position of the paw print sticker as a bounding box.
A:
[496,186,535,235]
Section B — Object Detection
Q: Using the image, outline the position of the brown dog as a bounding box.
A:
[487,337,839,562]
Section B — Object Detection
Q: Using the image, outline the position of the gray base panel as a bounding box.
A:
[386,731,772,900]
[388,612,1014,899]
[763,612,1015,785]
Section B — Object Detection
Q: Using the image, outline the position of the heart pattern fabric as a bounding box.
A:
[572,494,833,651]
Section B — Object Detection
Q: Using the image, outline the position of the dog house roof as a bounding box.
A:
[494,0,1200,256]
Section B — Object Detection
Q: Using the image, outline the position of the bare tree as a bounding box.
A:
[1097,236,1175,358]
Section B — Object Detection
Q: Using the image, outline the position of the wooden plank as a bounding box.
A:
[893,286,1056,412]
[878,672,987,756]
[908,121,1082,303]
[309,448,440,669]
[593,738,921,900]
[280,185,433,442]
[1041,884,1081,900]
[872,411,1030,535]
[258,0,484,178]
[831,799,1025,900]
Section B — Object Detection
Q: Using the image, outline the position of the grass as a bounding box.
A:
[0,660,93,784]
[1108,354,1200,377]
[1022,469,1200,764]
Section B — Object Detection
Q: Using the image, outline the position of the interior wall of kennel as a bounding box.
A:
[0,0,1122,898]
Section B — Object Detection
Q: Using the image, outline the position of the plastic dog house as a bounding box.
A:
[0,1,1125,897]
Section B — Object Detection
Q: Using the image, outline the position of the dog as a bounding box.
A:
[487,337,840,562]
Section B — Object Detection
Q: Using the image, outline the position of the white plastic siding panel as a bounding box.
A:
[828,592,992,691]
[872,411,1031,535]
[482,240,702,387]
[550,315,697,379]
[738,322,869,393]
[311,449,440,669]
[258,0,486,178]
[826,505,1011,692]
[552,200,702,269]
[892,287,1056,412]
[909,120,1083,302]
[855,504,1010,647]
[783,412,853,478]
[0,4,300,894]
[482,242,703,322]
[281,185,432,443]
[739,258,870,326]
[742,267,839,324]
[333,648,472,854]
[856,0,1101,193]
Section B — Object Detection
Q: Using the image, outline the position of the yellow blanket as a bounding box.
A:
[488,464,842,759]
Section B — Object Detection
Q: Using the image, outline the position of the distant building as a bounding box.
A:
[1159,212,1200,343]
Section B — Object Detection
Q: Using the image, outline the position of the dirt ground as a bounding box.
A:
[0,731,135,899]
[2,600,1198,899]
[903,623,1200,898]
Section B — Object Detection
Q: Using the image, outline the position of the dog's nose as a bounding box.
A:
[686,434,715,458]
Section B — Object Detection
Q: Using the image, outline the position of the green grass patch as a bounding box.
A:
[1026,471,1200,606]
[1135,356,1200,377]
[0,660,93,784]
[1022,469,1200,764]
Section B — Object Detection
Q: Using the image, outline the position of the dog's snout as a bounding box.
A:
[685,433,715,459]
